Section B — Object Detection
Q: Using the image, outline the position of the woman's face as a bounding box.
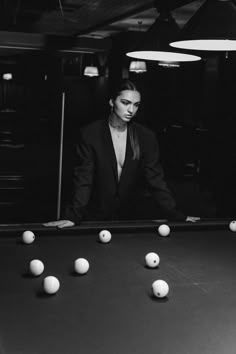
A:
[110,89,141,123]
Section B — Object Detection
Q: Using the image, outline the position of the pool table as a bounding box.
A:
[1,219,236,354]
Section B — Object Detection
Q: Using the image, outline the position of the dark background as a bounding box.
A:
[1,36,236,223]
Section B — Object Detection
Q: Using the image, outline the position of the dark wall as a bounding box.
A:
[1,43,236,222]
[0,53,62,222]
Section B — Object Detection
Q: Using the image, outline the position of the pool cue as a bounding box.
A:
[57,91,65,220]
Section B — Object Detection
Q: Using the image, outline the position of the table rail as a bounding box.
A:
[0,218,233,236]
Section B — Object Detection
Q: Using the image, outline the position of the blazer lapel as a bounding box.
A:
[102,120,119,184]
[118,126,133,188]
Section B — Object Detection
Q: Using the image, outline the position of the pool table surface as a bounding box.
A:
[0,219,236,354]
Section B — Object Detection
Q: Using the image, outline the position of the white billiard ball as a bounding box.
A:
[43,276,60,295]
[99,230,112,243]
[29,259,44,276]
[145,252,160,268]
[74,258,90,274]
[229,221,236,232]
[22,230,35,244]
[152,280,169,298]
[158,224,170,237]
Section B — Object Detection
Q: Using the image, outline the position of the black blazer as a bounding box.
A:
[65,119,185,222]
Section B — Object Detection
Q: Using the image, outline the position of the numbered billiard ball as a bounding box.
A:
[229,221,236,232]
[22,231,35,244]
[98,230,112,243]
[145,252,160,268]
[152,280,169,298]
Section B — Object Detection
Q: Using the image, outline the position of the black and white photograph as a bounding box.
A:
[0,1,236,353]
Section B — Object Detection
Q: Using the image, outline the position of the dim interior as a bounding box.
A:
[0,0,235,223]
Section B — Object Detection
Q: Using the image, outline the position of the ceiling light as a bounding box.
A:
[129,60,147,73]
[127,51,200,62]
[170,0,236,51]
[157,61,180,68]
[126,5,201,64]
[2,73,13,80]
[83,66,99,77]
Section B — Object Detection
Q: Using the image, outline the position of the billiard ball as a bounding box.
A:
[29,259,44,276]
[158,224,170,237]
[43,276,60,295]
[152,280,169,298]
[98,230,112,243]
[145,252,160,268]
[229,221,236,232]
[22,230,35,244]
[74,258,90,274]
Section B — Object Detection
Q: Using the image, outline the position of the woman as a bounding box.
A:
[45,79,197,228]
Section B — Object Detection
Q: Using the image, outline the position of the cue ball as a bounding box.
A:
[22,230,35,244]
[99,230,112,243]
[74,258,90,274]
[229,221,236,232]
[158,224,170,237]
[152,280,169,298]
[145,252,160,268]
[43,276,60,295]
[29,259,44,276]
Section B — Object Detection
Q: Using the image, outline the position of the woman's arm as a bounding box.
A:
[64,131,94,223]
[142,130,185,220]
[43,220,75,228]
[44,130,94,227]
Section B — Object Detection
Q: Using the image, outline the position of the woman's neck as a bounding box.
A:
[108,114,127,132]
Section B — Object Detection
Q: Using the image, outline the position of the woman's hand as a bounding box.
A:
[186,216,200,222]
[43,220,75,228]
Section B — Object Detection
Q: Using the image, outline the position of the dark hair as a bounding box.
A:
[110,79,141,100]
[110,79,141,160]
